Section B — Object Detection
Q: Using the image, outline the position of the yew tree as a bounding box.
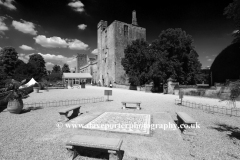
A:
[121,39,151,86]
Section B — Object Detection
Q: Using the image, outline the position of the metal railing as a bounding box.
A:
[175,99,240,117]
[9,97,105,108]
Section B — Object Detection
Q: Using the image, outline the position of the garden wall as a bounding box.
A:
[177,85,237,100]
[113,84,146,91]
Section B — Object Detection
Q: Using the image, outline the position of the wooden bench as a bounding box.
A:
[121,101,141,110]
[65,135,123,160]
[58,105,81,122]
[176,112,197,135]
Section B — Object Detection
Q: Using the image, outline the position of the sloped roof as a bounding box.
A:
[62,73,92,79]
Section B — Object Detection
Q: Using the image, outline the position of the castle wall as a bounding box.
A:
[114,21,146,84]
[97,21,115,86]
[91,61,98,83]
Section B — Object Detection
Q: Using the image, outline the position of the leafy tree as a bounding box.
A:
[122,29,202,88]
[0,46,18,77]
[52,64,61,73]
[224,0,240,43]
[13,59,35,82]
[121,39,151,86]
[155,28,202,84]
[28,53,47,81]
[62,63,70,73]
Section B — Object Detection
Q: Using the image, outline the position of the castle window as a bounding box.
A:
[124,25,128,36]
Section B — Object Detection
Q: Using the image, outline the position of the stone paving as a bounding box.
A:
[82,112,151,135]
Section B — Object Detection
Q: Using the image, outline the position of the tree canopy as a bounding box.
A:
[121,39,150,86]
[52,64,61,73]
[61,63,70,73]
[224,0,240,43]
[156,28,202,84]
[28,53,47,81]
[122,28,203,88]
[0,46,18,77]
[13,60,35,82]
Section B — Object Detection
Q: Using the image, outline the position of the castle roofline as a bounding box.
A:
[108,20,146,30]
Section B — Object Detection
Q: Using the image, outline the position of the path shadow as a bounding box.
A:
[21,106,44,114]
[74,147,124,160]
[209,123,240,140]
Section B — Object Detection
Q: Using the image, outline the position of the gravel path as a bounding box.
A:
[0,85,240,160]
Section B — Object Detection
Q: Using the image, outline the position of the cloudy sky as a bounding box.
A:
[0,0,235,70]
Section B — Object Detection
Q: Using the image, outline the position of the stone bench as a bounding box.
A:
[121,101,141,110]
[65,135,123,160]
[58,105,81,122]
[176,112,197,135]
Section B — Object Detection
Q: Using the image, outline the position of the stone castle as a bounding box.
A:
[76,11,146,86]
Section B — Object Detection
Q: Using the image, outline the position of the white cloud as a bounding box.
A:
[78,24,87,30]
[46,62,54,69]
[207,59,213,62]
[91,49,98,55]
[34,35,68,48]
[34,35,88,50]
[18,53,30,63]
[19,45,34,50]
[0,0,16,10]
[68,0,84,12]
[67,39,88,50]
[37,53,76,70]
[0,47,2,50]
[12,20,37,35]
[0,16,8,31]
[18,52,77,70]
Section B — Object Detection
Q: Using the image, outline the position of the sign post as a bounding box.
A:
[104,90,112,101]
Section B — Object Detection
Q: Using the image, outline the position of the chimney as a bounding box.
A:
[132,10,138,26]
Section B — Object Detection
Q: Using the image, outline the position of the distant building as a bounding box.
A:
[76,53,98,83]
[76,10,146,86]
[62,73,92,85]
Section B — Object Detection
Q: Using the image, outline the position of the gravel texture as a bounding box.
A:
[0,85,239,160]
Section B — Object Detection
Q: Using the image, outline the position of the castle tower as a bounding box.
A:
[97,20,108,85]
[76,53,88,73]
[132,10,138,26]
[96,11,146,86]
